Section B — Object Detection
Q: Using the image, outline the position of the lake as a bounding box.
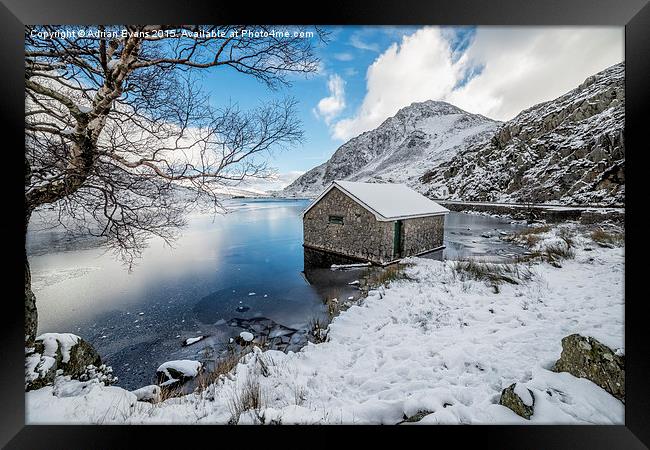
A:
[27,198,525,389]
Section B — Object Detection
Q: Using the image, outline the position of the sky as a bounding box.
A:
[201,26,624,192]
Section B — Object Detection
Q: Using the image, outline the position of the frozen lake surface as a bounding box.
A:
[27,199,525,389]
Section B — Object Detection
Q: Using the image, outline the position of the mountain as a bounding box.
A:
[284,62,624,207]
[420,63,624,206]
[283,101,499,196]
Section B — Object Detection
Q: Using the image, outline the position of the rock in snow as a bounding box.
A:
[499,383,535,419]
[156,360,202,385]
[552,334,625,402]
[182,336,206,346]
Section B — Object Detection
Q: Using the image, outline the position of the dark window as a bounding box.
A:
[328,215,344,225]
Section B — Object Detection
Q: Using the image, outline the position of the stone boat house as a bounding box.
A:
[302,181,449,265]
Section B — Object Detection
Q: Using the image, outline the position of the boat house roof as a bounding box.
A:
[302,180,449,221]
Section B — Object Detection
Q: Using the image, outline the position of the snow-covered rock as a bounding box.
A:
[25,333,102,391]
[131,385,161,403]
[240,331,254,342]
[156,360,202,385]
[182,336,206,346]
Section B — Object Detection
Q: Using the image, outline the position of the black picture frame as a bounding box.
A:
[1,0,648,447]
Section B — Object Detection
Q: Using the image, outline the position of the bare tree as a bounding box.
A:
[24,25,325,344]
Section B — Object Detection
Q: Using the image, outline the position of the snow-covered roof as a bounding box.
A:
[303,180,449,221]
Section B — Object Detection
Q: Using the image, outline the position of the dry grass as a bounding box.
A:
[362,263,412,290]
[158,384,184,402]
[518,224,552,235]
[227,374,263,424]
[307,316,329,344]
[558,227,575,248]
[591,228,625,247]
[516,242,575,268]
[506,224,552,248]
[194,348,243,393]
[453,259,533,293]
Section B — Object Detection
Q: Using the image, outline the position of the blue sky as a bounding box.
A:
[199,26,623,190]
[203,26,440,173]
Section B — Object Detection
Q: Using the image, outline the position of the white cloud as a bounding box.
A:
[333,27,460,140]
[333,52,354,61]
[314,74,346,124]
[332,26,623,141]
[349,34,380,52]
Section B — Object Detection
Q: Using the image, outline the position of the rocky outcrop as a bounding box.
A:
[499,383,535,419]
[421,63,624,206]
[552,334,625,402]
[25,333,102,391]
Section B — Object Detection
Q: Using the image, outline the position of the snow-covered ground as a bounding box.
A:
[26,225,624,424]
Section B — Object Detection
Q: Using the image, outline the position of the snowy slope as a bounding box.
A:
[420,63,625,206]
[284,101,499,197]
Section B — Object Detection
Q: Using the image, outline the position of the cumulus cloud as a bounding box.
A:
[314,74,346,124]
[332,26,623,141]
[333,27,460,140]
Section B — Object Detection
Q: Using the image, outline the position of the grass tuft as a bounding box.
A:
[227,374,263,424]
[591,228,624,247]
[452,259,533,292]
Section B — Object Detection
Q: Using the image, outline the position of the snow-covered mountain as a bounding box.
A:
[283,101,499,197]
[420,62,624,206]
[284,63,624,207]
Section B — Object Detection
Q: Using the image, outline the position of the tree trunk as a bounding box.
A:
[25,209,37,346]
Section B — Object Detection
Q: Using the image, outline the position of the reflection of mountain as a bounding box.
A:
[285,63,624,206]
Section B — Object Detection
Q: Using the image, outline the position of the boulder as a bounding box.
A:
[156,360,202,385]
[25,333,102,391]
[552,334,624,402]
[499,383,535,419]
